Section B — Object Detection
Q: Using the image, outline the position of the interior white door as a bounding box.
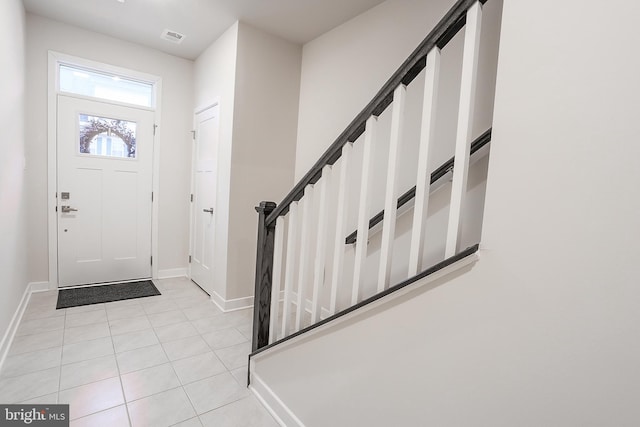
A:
[57,95,155,287]
[190,105,219,295]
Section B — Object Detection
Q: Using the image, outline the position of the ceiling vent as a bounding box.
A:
[161,29,185,44]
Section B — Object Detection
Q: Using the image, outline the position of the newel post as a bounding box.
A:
[251,201,277,352]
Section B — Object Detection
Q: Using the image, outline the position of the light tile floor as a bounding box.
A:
[0,277,279,427]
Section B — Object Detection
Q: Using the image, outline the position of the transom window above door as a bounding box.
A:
[59,64,154,108]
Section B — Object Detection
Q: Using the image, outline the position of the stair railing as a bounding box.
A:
[252,0,492,353]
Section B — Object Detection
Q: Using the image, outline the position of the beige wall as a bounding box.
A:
[193,22,239,299]
[0,0,28,348]
[194,22,300,302]
[227,22,301,300]
[253,0,640,425]
[295,0,459,181]
[261,0,484,369]
[289,0,502,309]
[25,14,194,281]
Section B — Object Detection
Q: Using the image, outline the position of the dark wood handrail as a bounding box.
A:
[265,0,489,227]
[345,128,491,244]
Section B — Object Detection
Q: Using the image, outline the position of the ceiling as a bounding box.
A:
[23,0,387,60]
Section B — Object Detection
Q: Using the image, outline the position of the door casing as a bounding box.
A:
[47,51,163,289]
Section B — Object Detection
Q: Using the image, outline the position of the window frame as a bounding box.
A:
[47,51,163,289]
[54,54,159,111]
[77,112,139,160]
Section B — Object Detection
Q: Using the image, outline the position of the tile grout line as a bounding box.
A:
[148,314,199,424]
[0,349,61,380]
[0,291,60,403]
[109,316,134,427]
[56,322,198,411]
[56,304,66,404]
[193,308,251,415]
[61,336,113,366]
[4,279,259,424]
[166,294,241,398]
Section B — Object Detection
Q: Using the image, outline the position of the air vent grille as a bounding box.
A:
[161,29,185,44]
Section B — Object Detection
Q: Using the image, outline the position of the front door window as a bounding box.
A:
[79,114,137,159]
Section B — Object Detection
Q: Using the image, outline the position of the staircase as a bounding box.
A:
[248,0,501,424]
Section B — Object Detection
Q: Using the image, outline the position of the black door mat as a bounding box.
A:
[56,280,161,309]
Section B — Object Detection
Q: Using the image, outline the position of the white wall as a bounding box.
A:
[252,0,640,425]
[227,22,301,300]
[25,14,194,281]
[193,22,239,300]
[0,0,28,345]
[195,22,301,302]
[282,0,502,313]
[295,0,459,180]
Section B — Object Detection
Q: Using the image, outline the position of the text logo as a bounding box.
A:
[0,405,69,426]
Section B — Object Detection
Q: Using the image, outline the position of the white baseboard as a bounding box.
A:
[205,290,331,316]
[157,268,188,279]
[210,291,254,312]
[29,281,50,293]
[0,282,44,374]
[249,371,304,427]
[289,292,332,320]
[207,290,332,316]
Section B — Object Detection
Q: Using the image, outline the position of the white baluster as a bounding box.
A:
[295,185,314,331]
[269,215,285,344]
[311,166,331,323]
[377,84,407,292]
[280,202,298,338]
[446,1,483,258]
[352,116,378,305]
[408,48,441,276]
[329,143,353,314]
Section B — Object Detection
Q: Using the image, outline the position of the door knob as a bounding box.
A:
[203,208,213,214]
[61,206,78,213]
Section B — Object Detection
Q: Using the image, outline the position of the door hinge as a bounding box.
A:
[153,124,158,136]
[150,256,153,266]
[151,192,154,202]
[191,130,196,139]
[188,255,192,263]
[190,194,193,202]
[55,206,58,212]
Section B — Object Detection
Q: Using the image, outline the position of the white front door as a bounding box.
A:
[57,95,155,287]
[190,105,219,295]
